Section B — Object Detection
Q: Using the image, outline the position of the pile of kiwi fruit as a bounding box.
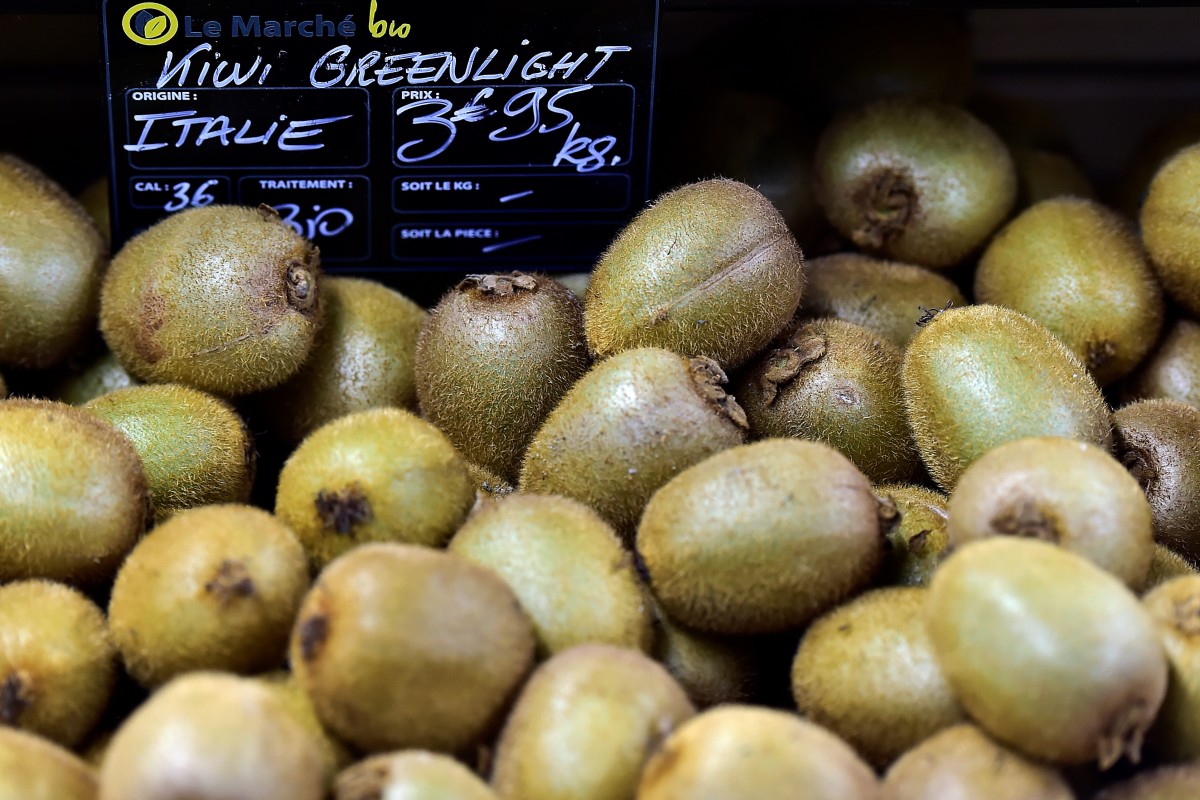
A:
[6,11,1200,799]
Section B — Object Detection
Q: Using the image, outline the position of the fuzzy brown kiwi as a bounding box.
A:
[416,273,589,483]
[814,98,1016,269]
[53,350,137,405]
[1012,147,1095,208]
[875,483,951,587]
[650,599,758,710]
[1146,545,1198,594]
[0,726,98,800]
[335,751,497,800]
[1141,145,1200,318]
[1141,576,1200,762]
[1125,319,1200,409]
[584,178,805,369]
[255,671,355,790]
[464,460,514,501]
[99,204,322,396]
[1095,764,1200,800]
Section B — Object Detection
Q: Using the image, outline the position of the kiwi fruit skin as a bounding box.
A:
[875,483,951,587]
[1141,145,1200,318]
[519,347,747,537]
[584,178,805,370]
[814,97,1016,269]
[736,318,920,483]
[255,671,355,787]
[1125,319,1200,409]
[902,304,1112,490]
[636,704,880,800]
[637,439,881,635]
[448,494,653,658]
[1146,545,1198,593]
[99,204,322,396]
[799,253,966,349]
[1141,576,1200,761]
[0,580,116,749]
[650,600,758,710]
[491,644,695,800]
[290,543,535,754]
[0,399,148,587]
[1094,764,1200,800]
[0,726,98,800]
[975,197,1163,386]
[54,350,137,405]
[275,407,475,572]
[0,154,106,370]
[335,751,497,800]
[85,384,255,521]
[77,176,110,246]
[465,460,514,501]
[881,723,1074,800]
[1012,147,1095,208]
[927,537,1167,767]
[416,273,589,482]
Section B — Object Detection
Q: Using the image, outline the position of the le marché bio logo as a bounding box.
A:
[122,2,179,45]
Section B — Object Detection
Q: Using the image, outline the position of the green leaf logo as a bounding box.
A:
[144,14,168,39]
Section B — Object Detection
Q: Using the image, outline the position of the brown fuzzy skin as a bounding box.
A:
[491,644,695,800]
[108,504,309,687]
[0,399,148,587]
[1146,545,1198,594]
[814,98,1016,269]
[417,273,589,483]
[637,439,882,635]
[875,483,951,587]
[650,602,758,710]
[0,581,116,749]
[99,204,322,396]
[636,705,880,800]
[882,724,1074,800]
[1126,319,1200,409]
[584,178,805,369]
[519,347,747,537]
[927,538,1168,768]
[799,253,966,349]
[336,751,497,800]
[1012,147,1095,208]
[54,350,137,405]
[737,318,920,483]
[1142,145,1200,318]
[0,154,107,369]
[465,460,514,500]
[1095,764,1200,800]
[975,198,1163,386]
[255,671,355,790]
[902,304,1112,490]
[1143,576,1200,762]
[0,726,98,800]
[289,544,535,754]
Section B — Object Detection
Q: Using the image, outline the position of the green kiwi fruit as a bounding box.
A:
[491,644,695,800]
[736,318,920,483]
[0,581,116,748]
[650,600,758,709]
[0,726,98,800]
[1143,575,1200,762]
[275,408,475,572]
[99,204,322,396]
[799,253,967,349]
[98,671,325,800]
[255,671,355,785]
[636,705,879,800]
[1012,147,1095,208]
[0,399,148,586]
[336,751,497,800]
[448,494,653,658]
[881,724,1074,800]
[637,439,881,635]
[85,384,254,521]
[946,437,1154,590]
[290,544,535,754]
[519,348,747,536]
[975,197,1163,386]
[1095,764,1200,800]
[107,504,308,687]
[1114,399,1200,561]
[875,483,951,587]
[902,304,1112,489]
[814,98,1016,269]
[53,350,137,405]
[927,537,1167,767]
[583,178,805,369]
[1146,545,1198,593]
[1125,319,1200,409]
[792,587,964,769]
[1141,145,1200,318]
[0,154,106,369]
[416,273,589,482]
[77,177,109,246]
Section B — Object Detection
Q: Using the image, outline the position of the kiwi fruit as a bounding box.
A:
[491,644,695,800]
[107,504,308,687]
[520,347,747,536]
[637,705,879,800]
[0,154,106,369]
[1125,319,1200,409]
[465,460,514,500]
[0,581,116,748]
[881,723,1074,800]
[290,543,535,754]
[799,253,967,349]
[99,204,322,396]
[77,176,109,245]
[1095,764,1200,800]
[637,439,881,635]
[1141,145,1200,318]
[260,276,427,444]
[583,178,805,369]
[902,304,1111,489]
[975,197,1163,386]
[275,408,475,572]
[85,384,254,521]
[736,318,919,483]
[1012,147,1095,208]
[814,98,1016,269]
[255,671,355,785]
[54,350,137,405]
[416,272,589,482]
[556,272,591,298]
[0,726,98,800]
[0,399,148,586]
[875,484,951,587]
[927,537,1167,767]
[336,751,497,800]
[650,600,758,709]
[1146,545,1198,593]
[98,671,325,800]
[1141,575,1200,761]
[1114,399,1200,561]
[448,494,653,657]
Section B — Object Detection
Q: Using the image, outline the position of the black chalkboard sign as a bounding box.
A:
[101,0,659,273]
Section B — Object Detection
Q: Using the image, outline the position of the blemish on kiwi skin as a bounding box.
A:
[0,672,31,724]
[759,335,827,405]
[876,495,901,532]
[286,261,318,314]
[853,168,917,249]
[915,300,955,328]
[1171,595,1200,635]
[204,559,256,605]
[908,530,933,555]
[1099,700,1150,769]
[299,614,330,662]
[315,485,373,535]
[687,356,749,429]
[134,290,168,365]
[1120,445,1158,493]
[1087,340,1118,373]
[990,500,1061,543]
[457,272,538,297]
